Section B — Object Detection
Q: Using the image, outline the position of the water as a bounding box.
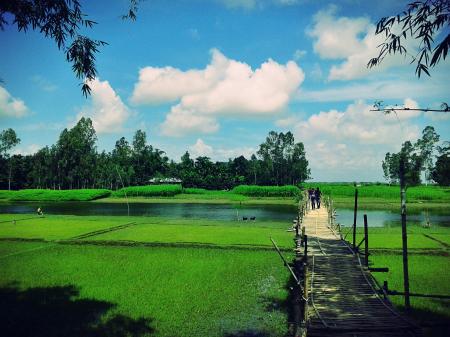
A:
[0,202,298,222]
[1,202,449,227]
[335,208,450,227]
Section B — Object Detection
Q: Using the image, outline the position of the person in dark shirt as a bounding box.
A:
[309,188,316,210]
[315,188,322,209]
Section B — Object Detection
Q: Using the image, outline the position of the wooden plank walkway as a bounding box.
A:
[301,206,421,337]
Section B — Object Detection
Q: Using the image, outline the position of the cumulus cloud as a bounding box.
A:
[13,143,41,156]
[296,79,448,103]
[293,100,421,180]
[132,49,304,136]
[189,139,214,157]
[308,6,417,80]
[275,115,301,128]
[0,86,28,118]
[77,78,130,134]
[189,138,256,161]
[161,106,219,137]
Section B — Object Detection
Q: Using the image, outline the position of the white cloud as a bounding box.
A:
[189,139,214,157]
[308,6,371,60]
[293,49,307,60]
[275,115,301,128]
[77,78,130,134]
[161,106,219,137]
[0,86,28,118]
[132,49,304,136]
[296,78,448,103]
[189,138,256,161]
[293,100,421,181]
[308,6,417,80]
[13,143,41,155]
[425,111,450,121]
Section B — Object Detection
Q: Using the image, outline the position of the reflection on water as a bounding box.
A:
[335,208,450,227]
[0,202,298,222]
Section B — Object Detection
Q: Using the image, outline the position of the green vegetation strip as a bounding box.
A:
[0,189,111,201]
[232,185,300,197]
[302,183,450,201]
[0,241,290,337]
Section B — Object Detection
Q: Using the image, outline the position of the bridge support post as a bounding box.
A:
[353,188,358,249]
[364,214,369,267]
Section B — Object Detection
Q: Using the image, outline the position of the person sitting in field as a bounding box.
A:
[315,188,322,209]
[37,207,43,216]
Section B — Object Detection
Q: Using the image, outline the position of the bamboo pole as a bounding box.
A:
[353,188,358,249]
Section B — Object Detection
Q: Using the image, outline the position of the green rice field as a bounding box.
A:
[343,224,450,334]
[0,213,294,337]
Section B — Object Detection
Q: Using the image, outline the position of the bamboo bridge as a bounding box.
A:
[278,200,423,337]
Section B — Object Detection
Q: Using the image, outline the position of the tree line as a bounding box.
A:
[382,126,449,186]
[0,118,310,190]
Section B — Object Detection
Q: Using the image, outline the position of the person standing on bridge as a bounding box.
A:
[309,188,316,210]
[315,188,322,209]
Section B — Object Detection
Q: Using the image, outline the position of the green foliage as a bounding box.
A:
[232,185,300,197]
[0,189,111,201]
[0,0,108,96]
[301,183,450,201]
[368,0,450,78]
[113,184,183,197]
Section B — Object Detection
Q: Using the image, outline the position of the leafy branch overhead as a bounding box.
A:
[0,0,139,96]
[368,0,450,77]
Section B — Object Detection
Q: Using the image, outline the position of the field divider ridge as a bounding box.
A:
[62,221,138,241]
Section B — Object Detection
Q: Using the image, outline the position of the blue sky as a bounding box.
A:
[1,0,449,181]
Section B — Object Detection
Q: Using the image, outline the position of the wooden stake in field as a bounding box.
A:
[353,187,358,249]
[399,157,411,310]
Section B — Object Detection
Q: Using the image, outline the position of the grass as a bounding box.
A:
[303,183,450,210]
[0,189,111,201]
[112,184,183,197]
[0,242,290,337]
[371,254,450,328]
[341,223,450,334]
[349,226,450,250]
[0,213,294,337]
[232,185,300,197]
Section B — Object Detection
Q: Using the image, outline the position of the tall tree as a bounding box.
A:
[257,131,310,185]
[0,128,21,190]
[416,126,440,184]
[431,141,450,185]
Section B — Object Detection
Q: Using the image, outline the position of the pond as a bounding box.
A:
[335,208,450,227]
[0,202,298,222]
[1,202,449,227]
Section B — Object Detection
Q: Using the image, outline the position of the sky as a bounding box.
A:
[1,0,449,182]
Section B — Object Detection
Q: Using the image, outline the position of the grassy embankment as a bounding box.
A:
[0,185,301,205]
[0,189,111,202]
[2,184,449,208]
[303,183,450,210]
[0,213,295,337]
[343,225,450,334]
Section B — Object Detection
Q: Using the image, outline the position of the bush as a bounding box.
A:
[231,185,300,197]
[0,189,111,201]
[113,184,183,197]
